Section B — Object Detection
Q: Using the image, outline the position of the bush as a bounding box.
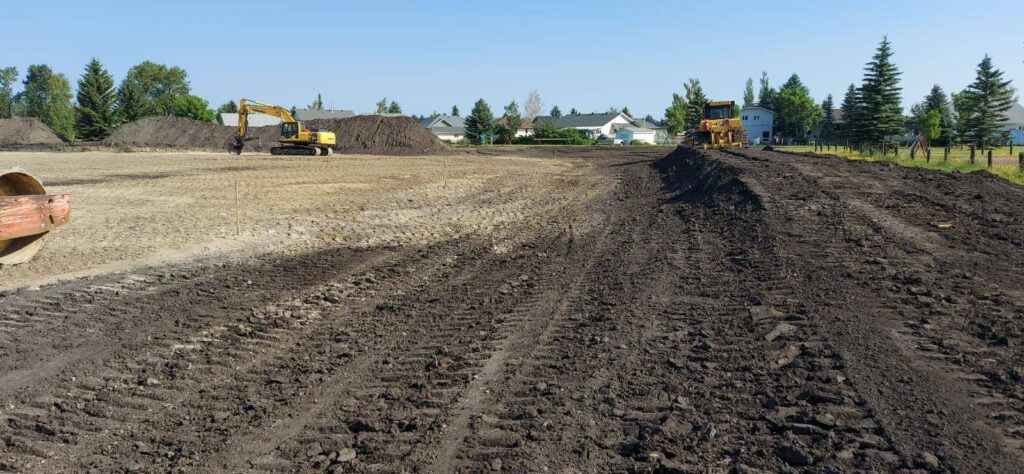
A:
[171,95,215,122]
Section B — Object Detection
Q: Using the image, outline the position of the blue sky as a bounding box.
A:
[5,0,1023,118]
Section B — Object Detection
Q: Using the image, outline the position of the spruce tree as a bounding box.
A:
[387,100,402,114]
[743,78,755,107]
[621,106,631,117]
[116,81,150,122]
[465,98,495,144]
[962,55,1014,150]
[217,100,239,113]
[840,84,863,142]
[550,105,562,118]
[451,104,459,117]
[682,78,707,134]
[781,73,809,96]
[570,108,579,115]
[757,71,777,110]
[75,58,118,141]
[820,94,835,140]
[308,93,323,110]
[858,36,903,145]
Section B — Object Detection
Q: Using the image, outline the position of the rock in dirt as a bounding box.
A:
[774,445,813,466]
[0,118,63,145]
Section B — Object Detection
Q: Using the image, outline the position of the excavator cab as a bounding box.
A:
[281,122,300,139]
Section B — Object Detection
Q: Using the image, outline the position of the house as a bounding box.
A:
[740,106,774,144]
[217,112,282,127]
[495,117,534,137]
[1001,102,1024,145]
[533,112,634,138]
[633,118,672,144]
[294,108,356,121]
[420,115,466,142]
[614,126,657,145]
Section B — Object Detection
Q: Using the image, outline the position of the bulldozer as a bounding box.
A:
[692,100,747,149]
[0,169,71,265]
[231,99,337,156]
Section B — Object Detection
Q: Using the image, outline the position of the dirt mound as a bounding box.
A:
[0,118,63,145]
[656,146,763,209]
[105,115,447,155]
[304,115,448,155]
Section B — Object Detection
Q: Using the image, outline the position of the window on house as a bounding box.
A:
[742,115,748,121]
[754,115,760,120]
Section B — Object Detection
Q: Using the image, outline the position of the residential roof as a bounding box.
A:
[740,106,775,115]
[496,116,534,129]
[294,108,356,120]
[1003,102,1024,126]
[534,112,628,129]
[420,115,465,129]
[218,113,282,127]
[633,119,665,130]
[618,126,655,133]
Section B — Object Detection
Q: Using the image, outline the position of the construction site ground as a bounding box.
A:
[1,147,1023,473]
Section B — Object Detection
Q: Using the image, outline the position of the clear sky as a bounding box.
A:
[5,0,1023,119]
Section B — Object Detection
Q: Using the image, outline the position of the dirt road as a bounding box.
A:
[1,147,1023,472]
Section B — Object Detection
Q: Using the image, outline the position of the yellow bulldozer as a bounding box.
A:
[231,99,337,156]
[692,100,747,149]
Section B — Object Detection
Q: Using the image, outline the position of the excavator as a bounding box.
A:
[231,98,337,156]
[0,169,71,265]
[692,100,747,149]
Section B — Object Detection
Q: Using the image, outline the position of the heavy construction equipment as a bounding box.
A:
[0,169,71,266]
[692,100,747,149]
[231,99,337,156]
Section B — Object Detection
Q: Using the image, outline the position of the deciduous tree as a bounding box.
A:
[524,90,542,121]
[499,99,522,144]
[74,58,118,141]
[0,67,17,118]
[22,64,75,140]
[171,95,215,122]
[743,78,755,107]
[118,61,190,116]
[375,98,388,114]
[308,93,323,110]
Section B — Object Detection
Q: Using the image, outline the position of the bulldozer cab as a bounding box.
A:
[704,101,735,120]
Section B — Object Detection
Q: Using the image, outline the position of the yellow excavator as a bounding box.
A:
[231,98,337,156]
[692,100,747,149]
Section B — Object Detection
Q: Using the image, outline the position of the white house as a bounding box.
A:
[1002,102,1024,145]
[614,126,657,145]
[420,115,466,142]
[740,106,774,144]
[533,112,634,138]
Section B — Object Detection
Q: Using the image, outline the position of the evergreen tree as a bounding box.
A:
[570,107,579,115]
[451,104,459,117]
[743,77,755,107]
[962,55,1015,150]
[757,71,777,110]
[0,67,16,118]
[951,91,973,145]
[774,73,816,139]
[780,73,809,95]
[499,99,522,144]
[74,58,118,141]
[820,94,835,140]
[387,100,402,114]
[840,83,863,142]
[857,36,903,144]
[621,106,631,117]
[217,100,239,113]
[465,98,495,144]
[308,93,324,110]
[550,105,562,118]
[115,80,150,122]
[22,64,75,140]
[682,78,707,134]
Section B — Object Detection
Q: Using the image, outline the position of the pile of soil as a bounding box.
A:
[105,115,447,155]
[0,118,63,145]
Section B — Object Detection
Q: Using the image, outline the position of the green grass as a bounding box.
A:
[776,145,1024,186]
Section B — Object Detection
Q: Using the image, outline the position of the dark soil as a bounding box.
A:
[2,147,1023,473]
[0,118,63,146]
[103,115,448,155]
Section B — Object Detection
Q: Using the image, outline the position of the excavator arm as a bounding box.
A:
[230,98,336,156]
[236,98,298,140]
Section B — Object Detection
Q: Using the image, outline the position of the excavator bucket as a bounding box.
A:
[0,169,71,266]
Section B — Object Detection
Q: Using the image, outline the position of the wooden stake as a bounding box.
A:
[234,179,241,237]
[443,158,448,189]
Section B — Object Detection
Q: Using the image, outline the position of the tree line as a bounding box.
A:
[662,36,1017,150]
[0,59,219,141]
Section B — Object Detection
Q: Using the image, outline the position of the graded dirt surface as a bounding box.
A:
[2,146,1024,473]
